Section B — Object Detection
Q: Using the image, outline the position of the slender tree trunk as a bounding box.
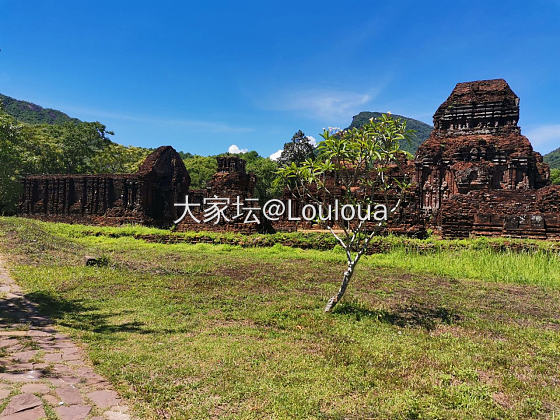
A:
[324,258,358,312]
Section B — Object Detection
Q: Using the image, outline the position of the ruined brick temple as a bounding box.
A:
[19,146,190,226]
[414,79,559,238]
[18,79,560,239]
[176,156,259,233]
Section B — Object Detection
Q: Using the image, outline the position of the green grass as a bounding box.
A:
[1,217,560,419]
[370,248,560,287]
[31,218,560,254]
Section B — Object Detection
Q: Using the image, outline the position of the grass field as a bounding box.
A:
[1,217,560,419]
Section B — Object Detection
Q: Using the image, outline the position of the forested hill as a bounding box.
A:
[544,148,560,169]
[348,112,432,155]
[0,96,152,214]
[0,93,80,125]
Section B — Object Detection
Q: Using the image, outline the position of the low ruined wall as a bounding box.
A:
[438,187,560,239]
[19,174,148,225]
[18,146,190,227]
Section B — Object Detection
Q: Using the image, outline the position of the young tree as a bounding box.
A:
[277,130,315,166]
[278,114,412,312]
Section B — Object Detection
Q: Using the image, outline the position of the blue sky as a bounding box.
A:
[1,0,559,157]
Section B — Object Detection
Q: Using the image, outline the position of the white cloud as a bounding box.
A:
[62,106,254,134]
[228,144,248,154]
[525,124,560,153]
[269,149,283,161]
[256,85,386,122]
[277,89,373,121]
[306,135,317,146]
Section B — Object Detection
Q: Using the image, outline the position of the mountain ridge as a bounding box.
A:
[347,111,433,155]
[544,147,560,169]
[0,93,80,125]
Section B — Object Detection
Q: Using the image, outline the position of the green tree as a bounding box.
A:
[16,121,115,175]
[183,155,218,189]
[46,121,113,173]
[244,154,283,202]
[277,130,315,167]
[279,114,412,312]
[551,168,560,185]
[544,147,560,169]
[0,106,151,212]
[0,113,23,214]
[19,124,65,174]
[90,144,152,173]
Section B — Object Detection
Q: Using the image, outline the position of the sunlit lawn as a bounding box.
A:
[1,217,559,419]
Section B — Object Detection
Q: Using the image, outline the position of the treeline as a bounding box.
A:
[0,97,315,214]
[2,100,559,218]
[180,130,316,201]
[545,148,560,184]
[0,109,151,214]
[182,151,284,202]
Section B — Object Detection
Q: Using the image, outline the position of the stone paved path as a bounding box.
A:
[0,256,134,419]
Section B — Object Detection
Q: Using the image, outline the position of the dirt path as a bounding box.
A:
[0,255,133,420]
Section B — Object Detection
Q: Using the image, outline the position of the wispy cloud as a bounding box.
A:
[62,106,254,134]
[269,88,376,121]
[251,79,389,123]
[525,124,560,153]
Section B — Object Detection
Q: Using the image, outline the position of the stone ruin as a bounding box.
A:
[19,146,190,226]
[271,79,560,239]
[17,78,560,239]
[207,156,256,198]
[414,79,559,238]
[177,156,259,233]
[18,150,260,231]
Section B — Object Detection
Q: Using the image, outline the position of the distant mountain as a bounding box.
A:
[348,111,433,155]
[544,148,560,169]
[0,93,79,125]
